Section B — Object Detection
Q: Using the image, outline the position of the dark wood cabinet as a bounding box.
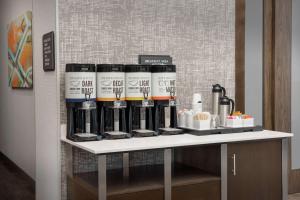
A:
[227,140,282,200]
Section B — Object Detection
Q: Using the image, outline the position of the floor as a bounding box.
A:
[290,193,300,200]
[0,152,299,200]
[0,153,35,200]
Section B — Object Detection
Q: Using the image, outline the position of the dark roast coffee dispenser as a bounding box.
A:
[151,65,182,135]
[96,64,129,139]
[65,64,99,141]
[125,65,156,137]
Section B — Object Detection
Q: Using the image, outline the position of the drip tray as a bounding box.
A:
[159,128,183,135]
[179,126,264,136]
[104,131,131,140]
[132,129,158,137]
[74,133,101,142]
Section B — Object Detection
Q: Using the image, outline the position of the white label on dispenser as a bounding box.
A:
[152,72,176,100]
[65,72,96,101]
[125,72,152,100]
[97,72,125,101]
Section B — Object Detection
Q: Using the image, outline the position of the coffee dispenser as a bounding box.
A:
[65,64,99,141]
[125,65,156,137]
[152,65,182,135]
[96,64,129,139]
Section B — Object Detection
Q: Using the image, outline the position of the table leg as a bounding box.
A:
[221,144,228,200]
[282,138,289,200]
[123,153,129,179]
[66,144,73,200]
[164,149,172,200]
[98,155,107,200]
[66,144,73,177]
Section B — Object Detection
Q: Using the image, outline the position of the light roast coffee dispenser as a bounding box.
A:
[125,65,156,137]
[65,64,100,142]
[96,64,129,139]
[152,65,182,135]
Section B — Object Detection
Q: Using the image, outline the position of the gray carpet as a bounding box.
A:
[0,153,35,200]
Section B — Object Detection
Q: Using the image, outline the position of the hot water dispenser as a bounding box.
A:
[152,65,182,135]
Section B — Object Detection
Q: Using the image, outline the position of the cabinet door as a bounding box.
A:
[227,140,282,200]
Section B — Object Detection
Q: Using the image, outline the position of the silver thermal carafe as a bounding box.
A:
[212,84,226,115]
[219,96,235,127]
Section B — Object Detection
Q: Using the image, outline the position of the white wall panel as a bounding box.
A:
[292,0,300,170]
[245,0,263,125]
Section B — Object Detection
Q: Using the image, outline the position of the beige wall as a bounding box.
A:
[0,0,35,179]
[0,3,61,200]
[32,0,60,199]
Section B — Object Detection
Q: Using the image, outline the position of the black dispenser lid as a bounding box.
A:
[219,96,231,105]
[151,65,176,73]
[66,63,96,72]
[97,64,125,72]
[125,64,151,72]
[212,84,223,93]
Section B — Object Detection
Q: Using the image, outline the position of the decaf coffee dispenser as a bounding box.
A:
[96,64,129,139]
[152,65,182,135]
[125,65,155,137]
[65,64,99,141]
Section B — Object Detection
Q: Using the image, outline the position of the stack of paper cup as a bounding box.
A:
[178,109,187,127]
[185,110,194,128]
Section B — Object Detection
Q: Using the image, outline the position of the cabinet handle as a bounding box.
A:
[232,154,237,176]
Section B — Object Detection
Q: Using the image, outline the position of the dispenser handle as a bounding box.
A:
[229,98,235,115]
[221,86,226,97]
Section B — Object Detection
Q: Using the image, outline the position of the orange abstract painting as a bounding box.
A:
[7,11,33,88]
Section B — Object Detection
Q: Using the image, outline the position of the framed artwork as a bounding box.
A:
[7,11,33,88]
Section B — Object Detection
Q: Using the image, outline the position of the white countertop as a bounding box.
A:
[61,125,293,155]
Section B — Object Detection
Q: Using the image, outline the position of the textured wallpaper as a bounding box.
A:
[59,0,235,123]
[59,0,235,199]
